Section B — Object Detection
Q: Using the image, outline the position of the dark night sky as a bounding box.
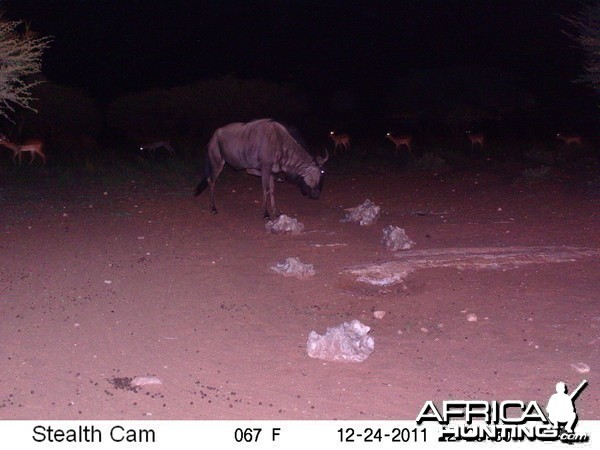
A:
[4,0,597,129]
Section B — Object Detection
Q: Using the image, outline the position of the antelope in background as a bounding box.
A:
[139,140,176,157]
[556,133,582,146]
[466,130,485,150]
[386,133,412,154]
[329,131,350,154]
[0,134,46,165]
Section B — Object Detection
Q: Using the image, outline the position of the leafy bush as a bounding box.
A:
[564,2,600,95]
[0,18,50,119]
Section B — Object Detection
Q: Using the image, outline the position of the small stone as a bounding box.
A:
[265,215,304,234]
[570,363,590,374]
[373,311,386,319]
[381,225,415,251]
[467,313,478,322]
[131,376,163,387]
[340,199,380,226]
[271,257,315,279]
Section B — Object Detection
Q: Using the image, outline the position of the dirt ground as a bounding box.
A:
[0,162,598,420]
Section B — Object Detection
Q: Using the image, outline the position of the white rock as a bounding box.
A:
[265,215,304,234]
[381,225,415,251]
[131,376,162,386]
[570,362,590,374]
[271,257,315,279]
[340,199,381,226]
[307,319,374,363]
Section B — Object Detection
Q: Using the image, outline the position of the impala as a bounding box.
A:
[329,131,350,154]
[0,135,46,165]
[386,133,412,154]
[139,140,176,157]
[466,131,485,150]
[556,133,582,146]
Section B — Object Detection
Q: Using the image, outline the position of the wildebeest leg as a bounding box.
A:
[269,174,281,218]
[260,171,270,219]
[208,157,225,214]
[209,185,217,214]
[260,165,279,219]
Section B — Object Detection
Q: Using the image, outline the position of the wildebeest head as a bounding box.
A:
[293,151,328,199]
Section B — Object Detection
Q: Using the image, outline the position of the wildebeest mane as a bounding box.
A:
[280,122,310,153]
[244,118,311,157]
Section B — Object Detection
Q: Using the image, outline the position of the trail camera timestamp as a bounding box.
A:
[338,427,427,443]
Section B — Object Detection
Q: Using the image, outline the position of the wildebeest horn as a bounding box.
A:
[316,149,329,165]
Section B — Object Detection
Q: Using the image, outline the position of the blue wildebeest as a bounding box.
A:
[194,119,328,219]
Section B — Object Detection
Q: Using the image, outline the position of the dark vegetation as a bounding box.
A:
[0,73,598,190]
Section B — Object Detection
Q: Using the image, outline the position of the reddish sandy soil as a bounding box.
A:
[0,162,598,421]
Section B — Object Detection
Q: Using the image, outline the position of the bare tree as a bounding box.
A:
[0,18,50,119]
[564,2,600,95]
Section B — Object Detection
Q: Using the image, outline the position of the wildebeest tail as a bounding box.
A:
[194,154,212,196]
